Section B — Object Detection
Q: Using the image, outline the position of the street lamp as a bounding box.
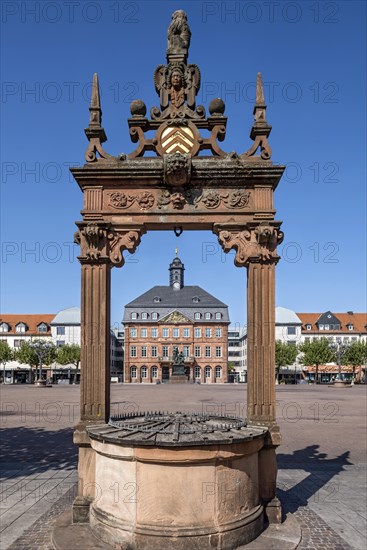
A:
[29,340,53,384]
[329,340,349,383]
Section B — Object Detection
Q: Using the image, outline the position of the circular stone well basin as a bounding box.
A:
[87,411,269,550]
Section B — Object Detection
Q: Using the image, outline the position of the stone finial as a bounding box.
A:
[241,72,272,161]
[85,73,112,162]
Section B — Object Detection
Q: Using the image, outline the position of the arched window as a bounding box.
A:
[141,366,148,378]
[131,312,138,320]
[215,366,222,379]
[141,312,148,320]
[194,312,201,320]
[205,313,211,320]
[131,366,137,378]
[152,312,158,320]
[205,366,211,379]
[151,366,158,378]
[215,312,221,320]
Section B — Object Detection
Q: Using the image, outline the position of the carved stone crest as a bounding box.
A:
[164,152,192,186]
[161,310,191,324]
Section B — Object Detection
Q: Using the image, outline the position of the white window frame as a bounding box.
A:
[141,312,148,320]
[205,346,211,357]
[194,346,201,357]
[131,312,137,320]
[195,328,201,338]
[151,328,158,338]
[183,346,190,357]
[205,366,211,378]
[215,328,222,337]
[130,328,137,337]
[152,366,158,378]
[151,346,158,357]
[163,328,169,338]
[205,313,211,320]
[141,328,147,337]
[194,366,201,379]
[162,346,169,357]
[141,366,148,378]
[194,312,201,320]
[215,312,221,320]
[173,327,180,338]
[215,346,222,357]
[141,346,147,357]
[152,312,158,320]
[130,346,137,357]
[215,366,222,378]
[131,366,137,378]
[183,328,190,338]
[205,328,212,338]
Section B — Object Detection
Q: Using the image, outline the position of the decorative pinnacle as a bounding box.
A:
[85,73,107,143]
[255,72,265,107]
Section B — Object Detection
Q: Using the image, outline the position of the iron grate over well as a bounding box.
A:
[86,411,268,447]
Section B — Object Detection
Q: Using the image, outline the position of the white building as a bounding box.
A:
[0,308,123,383]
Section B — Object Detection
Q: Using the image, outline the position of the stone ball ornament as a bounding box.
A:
[209,97,225,115]
[130,99,147,117]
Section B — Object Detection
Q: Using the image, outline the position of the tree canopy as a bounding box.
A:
[298,338,334,383]
[56,344,81,368]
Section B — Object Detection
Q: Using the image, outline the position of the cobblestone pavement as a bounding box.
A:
[1,384,366,549]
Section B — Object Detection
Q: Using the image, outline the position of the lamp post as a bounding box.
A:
[330,340,349,385]
[29,340,53,385]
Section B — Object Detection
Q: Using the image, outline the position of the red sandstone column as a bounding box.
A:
[247,260,276,424]
[80,261,111,421]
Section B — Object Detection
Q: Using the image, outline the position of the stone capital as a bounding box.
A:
[214,223,283,267]
[74,222,146,267]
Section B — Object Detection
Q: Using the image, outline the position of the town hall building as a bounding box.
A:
[123,255,229,383]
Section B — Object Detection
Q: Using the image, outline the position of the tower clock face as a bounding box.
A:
[173,282,180,289]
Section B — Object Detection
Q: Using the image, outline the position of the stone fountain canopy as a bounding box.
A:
[62,8,290,550]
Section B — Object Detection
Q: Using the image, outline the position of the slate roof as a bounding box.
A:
[123,286,229,323]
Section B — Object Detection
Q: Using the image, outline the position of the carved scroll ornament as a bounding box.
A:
[215,224,284,267]
[75,223,145,267]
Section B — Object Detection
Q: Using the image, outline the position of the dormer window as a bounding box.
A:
[215,312,221,320]
[141,312,148,320]
[153,297,161,303]
[324,324,329,330]
[306,324,312,330]
[16,323,26,333]
[319,324,324,330]
[152,312,158,320]
[347,324,354,331]
[37,323,48,333]
[205,313,211,320]
[193,296,200,303]
[0,323,9,333]
[194,312,201,320]
[131,312,138,320]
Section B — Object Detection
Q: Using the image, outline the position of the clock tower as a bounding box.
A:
[169,253,185,289]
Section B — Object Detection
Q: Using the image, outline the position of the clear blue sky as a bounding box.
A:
[1,0,366,328]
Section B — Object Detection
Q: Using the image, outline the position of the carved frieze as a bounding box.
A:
[200,189,251,210]
[215,224,283,267]
[108,192,155,211]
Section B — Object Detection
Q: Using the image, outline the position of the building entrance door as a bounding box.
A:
[162,366,170,382]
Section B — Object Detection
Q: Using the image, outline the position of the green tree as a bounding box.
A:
[16,340,56,382]
[299,338,334,384]
[0,341,13,383]
[342,341,367,382]
[275,341,299,383]
[56,344,81,383]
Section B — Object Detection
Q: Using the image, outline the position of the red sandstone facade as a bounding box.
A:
[124,319,228,383]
